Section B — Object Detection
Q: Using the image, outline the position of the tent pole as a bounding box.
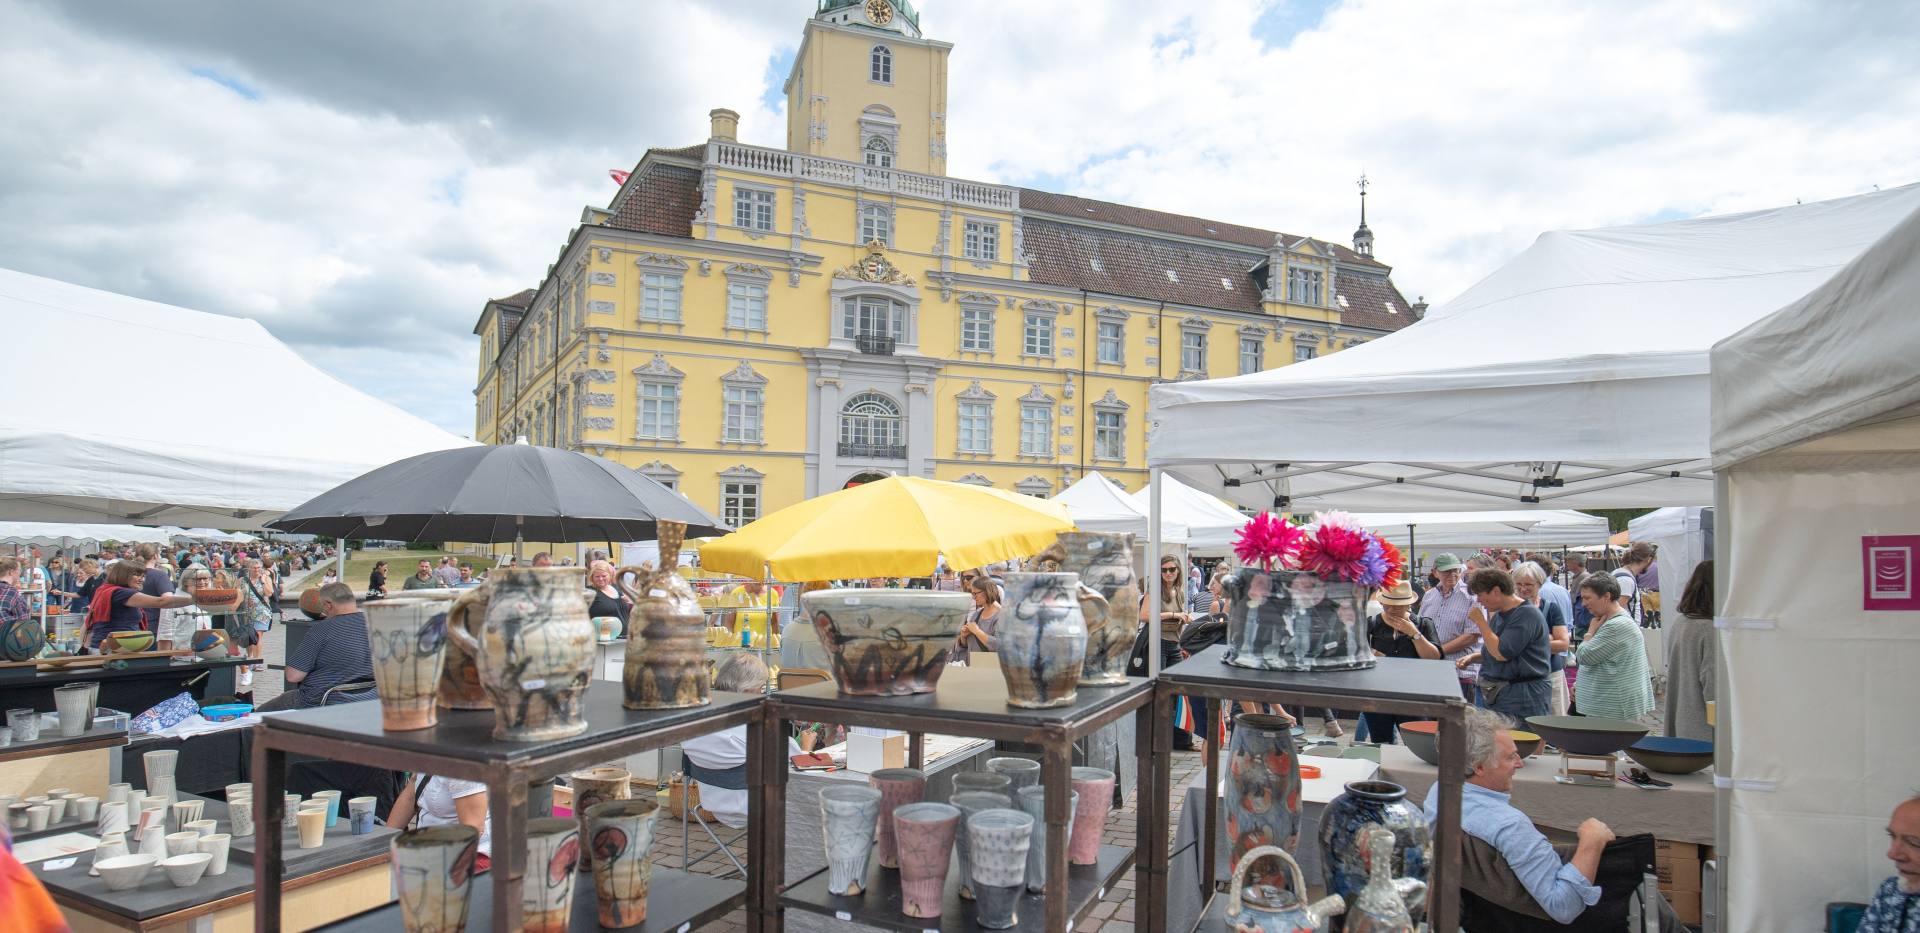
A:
[1147,469,1163,678]
[1408,524,1416,580]
[762,560,775,677]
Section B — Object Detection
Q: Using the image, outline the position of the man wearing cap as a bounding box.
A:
[1364,580,1441,742]
[1421,552,1481,701]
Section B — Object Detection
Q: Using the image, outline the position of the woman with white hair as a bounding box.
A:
[1509,561,1573,716]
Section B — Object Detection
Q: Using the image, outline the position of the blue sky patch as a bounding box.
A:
[1253,0,1340,49]
[189,67,260,100]
[762,46,796,115]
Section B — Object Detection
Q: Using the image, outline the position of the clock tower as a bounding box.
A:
[783,0,951,175]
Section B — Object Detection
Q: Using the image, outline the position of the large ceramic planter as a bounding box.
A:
[1047,532,1141,685]
[1318,780,1429,929]
[818,786,882,896]
[968,809,1035,929]
[524,817,581,933]
[1227,713,1303,889]
[867,767,926,869]
[803,589,968,696]
[587,798,660,929]
[997,572,1090,709]
[1067,767,1114,865]
[366,596,451,731]
[390,825,480,933]
[1222,568,1375,671]
[949,791,1011,899]
[447,568,596,741]
[567,767,631,874]
[892,802,960,919]
[1014,785,1075,893]
[618,521,709,710]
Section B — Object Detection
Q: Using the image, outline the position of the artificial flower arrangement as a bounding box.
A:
[1232,510,1404,590]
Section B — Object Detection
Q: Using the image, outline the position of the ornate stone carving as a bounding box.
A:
[634,253,689,270]
[1019,385,1055,404]
[956,380,996,400]
[832,240,914,285]
[597,347,611,362]
[583,417,615,431]
[632,353,685,380]
[597,247,612,262]
[1093,389,1129,410]
[589,300,615,313]
[698,259,712,276]
[956,473,992,486]
[721,361,768,385]
[725,262,773,280]
[585,393,615,408]
[590,272,616,286]
[792,188,811,237]
[585,369,617,383]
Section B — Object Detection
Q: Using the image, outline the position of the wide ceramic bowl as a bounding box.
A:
[107,631,154,653]
[97,853,159,891]
[1524,715,1650,756]
[1510,730,1544,758]
[801,589,969,696]
[190,630,229,660]
[1625,736,1713,774]
[1398,720,1441,766]
[191,588,241,610]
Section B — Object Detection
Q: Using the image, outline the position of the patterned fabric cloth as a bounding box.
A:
[1420,582,1479,678]
[286,611,374,707]
[1859,877,1920,933]
[1575,610,1655,720]
[0,581,27,625]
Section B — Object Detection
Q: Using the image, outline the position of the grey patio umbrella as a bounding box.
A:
[265,443,728,542]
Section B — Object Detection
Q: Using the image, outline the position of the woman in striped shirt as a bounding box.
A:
[1573,572,1654,721]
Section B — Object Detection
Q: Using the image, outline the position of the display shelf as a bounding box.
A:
[318,867,744,933]
[251,683,765,933]
[780,843,1131,933]
[1149,646,1469,933]
[761,666,1160,933]
[0,722,128,763]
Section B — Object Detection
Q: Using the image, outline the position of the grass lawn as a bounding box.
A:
[283,549,486,593]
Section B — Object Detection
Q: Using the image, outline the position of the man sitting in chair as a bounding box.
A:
[261,582,373,711]
[680,653,799,829]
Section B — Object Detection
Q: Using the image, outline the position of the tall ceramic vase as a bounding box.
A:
[586,799,660,929]
[818,786,882,896]
[867,767,926,869]
[366,596,451,731]
[803,589,968,695]
[1227,713,1304,889]
[390,825,481,933]
[617,521,709,710]
[1067,767,1114,865]
[968,809,1036,930]
[949,791,1011,899]
[892,802,960,919]
[1222,567,1376,671]
[524,817,582,933]
[996,572,1090,709]
[1319,781,1430,930]
[567,766,631,875]
[446,567,596,741]
[1044,532,1141,685]
[1014,785,1076,893]
[54,684,94,736]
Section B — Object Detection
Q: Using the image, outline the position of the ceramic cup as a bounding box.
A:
[524,817,582,933]
[867,767,927,870]
[390,825,481,933]
[96,853,159,892]
[949,791,1012,900]
[283,794,302,829]
[7,707,39,742]
[566,766,630,874]
[224,783,252,803]
[184,819,218,838]
[296,808,327,849]
[1067,767,1115,865]
[160,852,212,888]
[6,802,27,828]
[892,802,961,919]
[164,831,202,858]
[169,800,204,835]
[586,798,660,928]
[97,800,129,836]
[107,783,132,806]
[73,796,99,822]
[366,596,452,730]
[986,756,1042,790]
[197,833,232,876]
[1014,785,1077,893]
[228,795,255,838]
[137,813,170,857]
[143,748,179,783]
[54,684,93,736]
[950,770,1013,800]
[44,797,68,823]
[45,787,71,798]
[348,796,379,835]
[312,790,342,828]
[968,809,1036,929]
[90,833,128,877]
[818,786,882,897]
[24,794,48,806]
[26,805,50,832]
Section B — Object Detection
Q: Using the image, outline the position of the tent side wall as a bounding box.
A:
[1717,432,1920,932]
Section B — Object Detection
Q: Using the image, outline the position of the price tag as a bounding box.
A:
[520,678,547,690]
[650,589,667,598]
[676,924,691,933]
[846,597,861,605]
[835,911,852,921]
[42,857,77,870]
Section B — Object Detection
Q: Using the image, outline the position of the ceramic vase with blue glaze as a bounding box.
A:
[1317,780,1429,931]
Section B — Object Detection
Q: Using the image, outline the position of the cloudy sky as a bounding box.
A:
[4,0,1917,435]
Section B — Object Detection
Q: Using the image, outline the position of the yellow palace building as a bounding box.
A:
[472,0,1421,530]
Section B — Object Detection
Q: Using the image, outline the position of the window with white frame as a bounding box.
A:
[1239,336,1264,374]
[963,220,999,261]
[957,401,992,454]
[636,382,679,439]
[726,280,767,330]
[638,462,680,491]
[721,479,761,526]
[1287,267,1324,305]
[839,392,904,454]
[1094,409,1125,460]
[864,136,893,168]
[1023,312,1055,357]
[1096,320,1124,364]
[733,186,775,231]
[960,304,994,352]
[859,203,893,245]
[1181,330,1208,373]
[1295,342,1317,362]
[843,296,905,339]
[640,272,682,323]
[723,385,763,443]
[1019,404,1052,456]
[870,45,892,83]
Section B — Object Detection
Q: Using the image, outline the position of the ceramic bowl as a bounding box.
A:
[96,853,159,891]
[190,630,229,659]
[1398,720,1441,766]
[1510,729,1544,758]
[1625,736,1714,774]
[107,631,155,653]
[160,852,212,887]
[199,703,252,723]
[1524,715,1651,756]
[191,588,241,609]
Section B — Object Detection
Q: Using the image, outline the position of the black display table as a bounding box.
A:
[0,656,248,720]
[319,866,742,932]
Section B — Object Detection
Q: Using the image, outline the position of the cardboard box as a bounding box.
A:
[1653,839,1701,859]
[847,732,907,773]
[1656,855,1703,892]
[1666,890,1702,925]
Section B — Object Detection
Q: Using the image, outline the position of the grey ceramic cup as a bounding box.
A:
[949,791,1012,900]
[1015,784,1077,893]
[968,808,1035,929]
[985,756,1042,790]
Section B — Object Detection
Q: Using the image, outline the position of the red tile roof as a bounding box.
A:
[607,161,702,237]
[1018,188,1386,269]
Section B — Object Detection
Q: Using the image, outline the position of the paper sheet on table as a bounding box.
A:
[137,711,262,740]
[1220,754,1378,804]
[13,833,98,864]
[812,734,984,769]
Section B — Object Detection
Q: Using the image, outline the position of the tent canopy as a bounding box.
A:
[0,521,176,547]
[0,268,472,529]
[1050,471,1188,543]
[1149,184,1920,512]
[1127,473,1248,555]
[1352,509,1609,551]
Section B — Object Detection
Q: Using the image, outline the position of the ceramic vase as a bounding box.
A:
[54,683,94,736]
[803,589,968,695]
[617,520,709,710]
[1014,785,1076,893]
[149,774,178,808]
[524,817,582,933]
[1344,826,1422,933]
[949,770,1013,800]
[391,825,481,933]
[1067,767,1114,865]
[567,766,630,874]
[1319,781,1430,930]
[996,572,1090,708]
[818,785,882,896]
[1042,531,1142,685]
[986,757,1041,790]
[6,708,38,742]
[96,800,129,836]
[949,791,1011,899]
[446,567,597,741]
[1227,713,1304,889]
[967,809,1035,930]
[866,767,926,869]
[892,802,960,919]
[366,596,453,730]
[1222,567,1375,671]
[586,798,660,929]
[144,749,178,788]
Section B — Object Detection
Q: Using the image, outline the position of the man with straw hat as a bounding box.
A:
[1364,581,1441,743]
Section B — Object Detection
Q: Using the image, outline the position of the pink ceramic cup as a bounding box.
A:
[1067,767,1115,865]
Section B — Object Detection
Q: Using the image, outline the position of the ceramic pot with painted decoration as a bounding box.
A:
[1042,531,1141,685]
[1222,568,1375,671]
[1227,713,1303,889]
[366,596,452,731]
[446,567,595,741]
[995,572,1089,708]
[803,589,967,696]
[617,521,709,709]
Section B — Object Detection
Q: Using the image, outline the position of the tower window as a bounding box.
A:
[870,45,892,84]
[864,136,893,168]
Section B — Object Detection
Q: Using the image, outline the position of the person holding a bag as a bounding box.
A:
[233,559,278,695]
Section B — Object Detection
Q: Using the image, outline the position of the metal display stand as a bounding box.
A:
[251,684,766,933]
[759,665,1159,933]
[1148,647,1469,933]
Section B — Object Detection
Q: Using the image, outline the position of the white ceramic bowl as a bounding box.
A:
[160,852,212,887]
[96,853,159,891]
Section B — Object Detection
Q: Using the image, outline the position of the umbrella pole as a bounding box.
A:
[763,560,775,684]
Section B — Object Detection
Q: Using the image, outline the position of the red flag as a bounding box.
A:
[609,169,631,185]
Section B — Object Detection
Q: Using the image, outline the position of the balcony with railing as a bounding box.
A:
[853,333,897,356]
[708,141,1018,212]
[838,442,907,460]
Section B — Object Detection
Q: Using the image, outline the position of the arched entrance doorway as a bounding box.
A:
[843,471,891,490]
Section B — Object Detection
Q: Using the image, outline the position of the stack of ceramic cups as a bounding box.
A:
[144,749,179,806]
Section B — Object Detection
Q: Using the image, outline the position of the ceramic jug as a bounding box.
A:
[447,567,596,741]
[1041,532,1141,685]
[365,596,452,731]
[617,521,709,710]
[996,571,1090,708]
[1342,826,1424,933]
[1225,844,1347,933]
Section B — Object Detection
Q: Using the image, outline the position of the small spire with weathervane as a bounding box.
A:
[1352,172,1374,258]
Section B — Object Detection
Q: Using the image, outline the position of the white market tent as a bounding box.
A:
[1627,506,1711,597]
[0,521,177,548]
[1149,183,1920,512]
[1126,473,1247,556]
[1710,191,1920,931]
[0,268,472,529]
[1353,509,1609,554]
[1051,471,1188,544]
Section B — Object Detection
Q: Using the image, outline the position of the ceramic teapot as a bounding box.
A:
[1226,844,1346,933]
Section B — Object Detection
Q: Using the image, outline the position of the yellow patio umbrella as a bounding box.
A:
[698,475,1075,580]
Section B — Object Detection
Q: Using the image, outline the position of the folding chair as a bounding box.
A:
[679,758,748,878]
[1457,832,1681,932]
[320,680,378,706]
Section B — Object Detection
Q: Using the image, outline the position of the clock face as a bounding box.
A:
[865,0,894,26]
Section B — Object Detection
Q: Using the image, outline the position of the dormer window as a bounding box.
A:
[864,136,893,168]
[870,45,892,84]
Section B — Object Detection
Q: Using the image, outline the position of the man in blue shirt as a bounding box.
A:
[1425,706,1608,923]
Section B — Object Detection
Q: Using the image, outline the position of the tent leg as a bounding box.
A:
[1408,524,1416,579]
[1147,470,1163,678]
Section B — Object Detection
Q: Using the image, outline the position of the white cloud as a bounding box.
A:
[3,0,1917,433]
